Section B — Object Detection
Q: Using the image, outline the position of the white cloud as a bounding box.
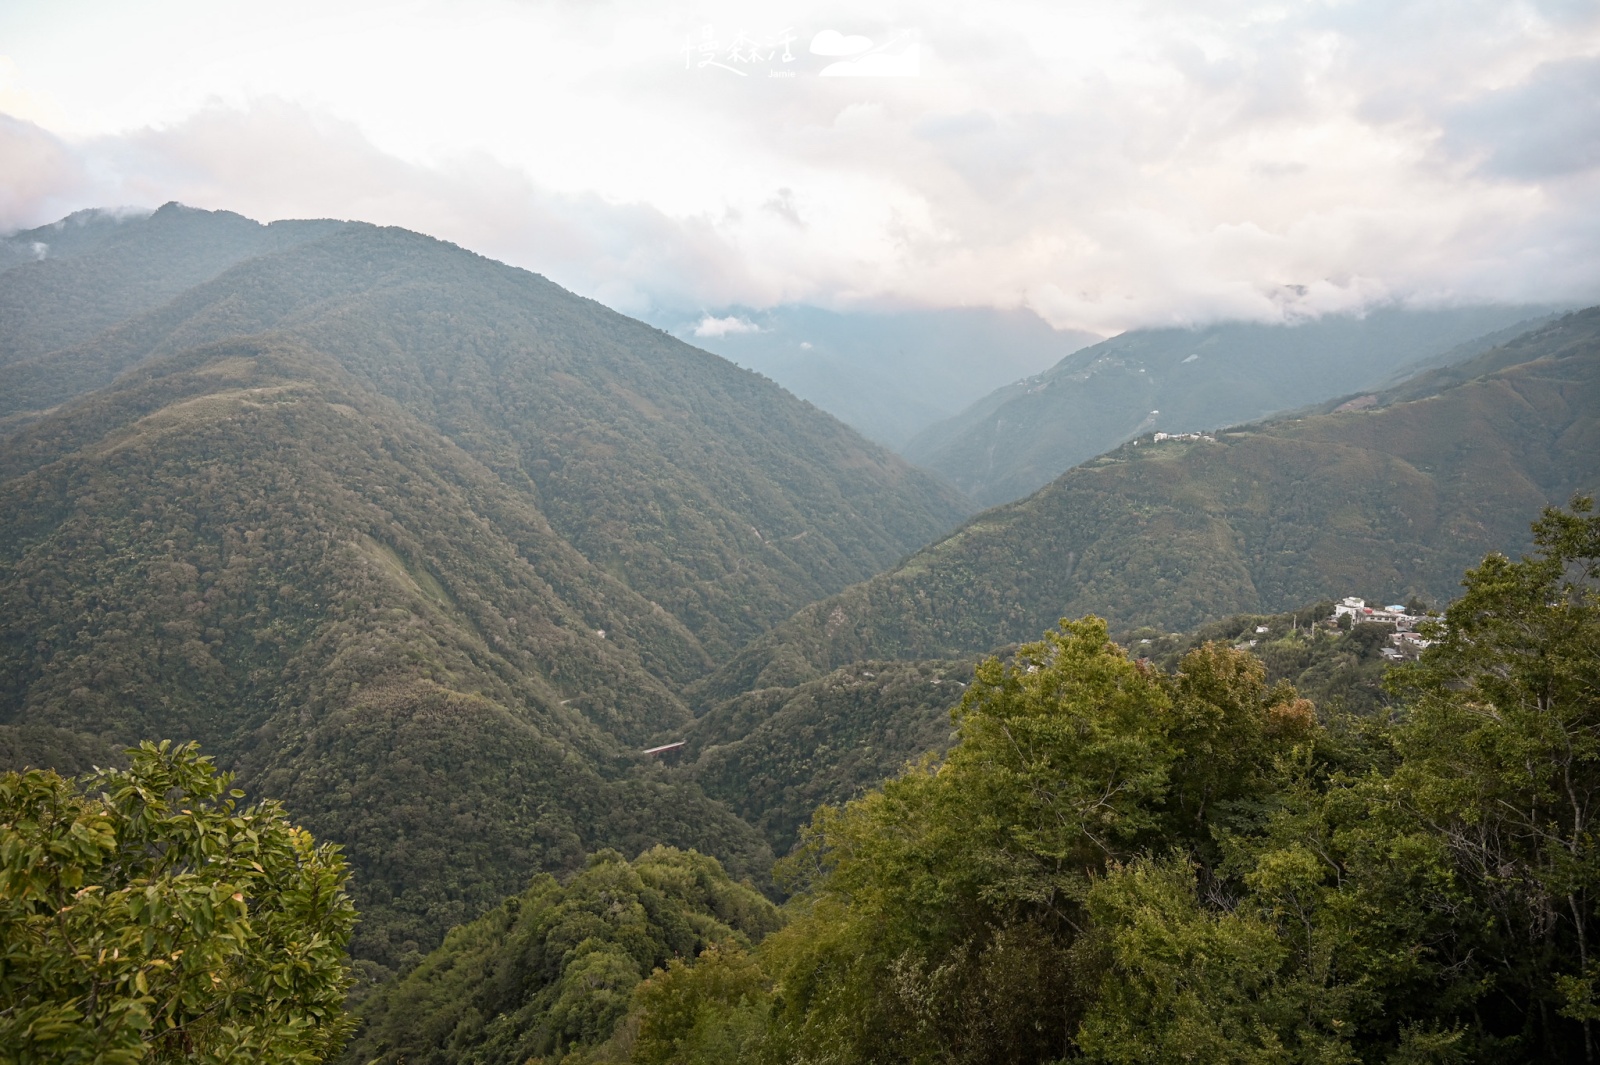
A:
[0,101,763,317]
[810,31,874,57]
[820,46,920,78]
[1,0,1598,331]
[0,115,91,231]
[692,314,762,337]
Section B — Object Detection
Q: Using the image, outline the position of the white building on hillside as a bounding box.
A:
[1332,597,1427,630]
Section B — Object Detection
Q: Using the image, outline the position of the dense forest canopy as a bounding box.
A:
[358,499,1600,1063]
[346,846,781,1065]
[0,207,967,973]
[0,337,774,971]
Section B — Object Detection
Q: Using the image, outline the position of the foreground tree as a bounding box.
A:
[1386,498,1600,1058]
[344,846,781,1065]
[631,501,1600,1063]
[758,618,1316,1065]
[1080,498,1600,1063]
[0,740,356,1064]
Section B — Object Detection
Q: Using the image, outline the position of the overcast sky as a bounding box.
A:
[2,0,1597,333]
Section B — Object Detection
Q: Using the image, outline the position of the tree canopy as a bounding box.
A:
[347,846,781,1065]
[615,498,1600,1063]
[0,741,355,1064]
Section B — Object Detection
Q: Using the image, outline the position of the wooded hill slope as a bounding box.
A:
[0,336,768,974]
[675,597,1416,862]
[0,203,346,378]
[696,308,1600,704]
[904,304,1557,508]
[0,207,970,972]
[0,208,969,656]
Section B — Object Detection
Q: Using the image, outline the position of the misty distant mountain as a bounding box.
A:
[665,304,1099,449]
[0,202,346,370]
[695,308,1600,704]
[905,304,1566,507]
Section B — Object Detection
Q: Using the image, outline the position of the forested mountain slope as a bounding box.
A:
[676,598,1414,861]
[682,658,973,855]
[905,304,1558,507]
[0,208,970,971]
[1,214,969,656]
[697,308,1600,703]
[0,337,769,971]
[0,203,345,369]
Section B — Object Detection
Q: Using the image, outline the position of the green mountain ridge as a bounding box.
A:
[1,214,970,657]
[696,307,1600,705]
[904,304,1562,508]
[0,202,346,372]
[1,335,766,969]
[0,207,970,971]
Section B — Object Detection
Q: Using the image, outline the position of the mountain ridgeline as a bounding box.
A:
[0,204,347,386]
[675,304,1098,449]
[905,304,1561,507]
[5,202,1600,1064]
[698,307,1600,703]
[0,205,969,970]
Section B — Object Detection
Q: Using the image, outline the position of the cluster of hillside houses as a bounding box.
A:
[1332,596,1435,660]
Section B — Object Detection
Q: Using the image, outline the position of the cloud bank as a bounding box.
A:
[692,314,763,337]
[1,0,1597,332]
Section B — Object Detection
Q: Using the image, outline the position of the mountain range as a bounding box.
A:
[697,307,1600,705]
[669,304,1097,449]
[0,205,968,971]
[903,304,1563,507]
[3,202,1597,1008]
[0,204,345,386]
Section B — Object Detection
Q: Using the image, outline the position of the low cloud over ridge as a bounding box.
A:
[1,0,1597,331]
